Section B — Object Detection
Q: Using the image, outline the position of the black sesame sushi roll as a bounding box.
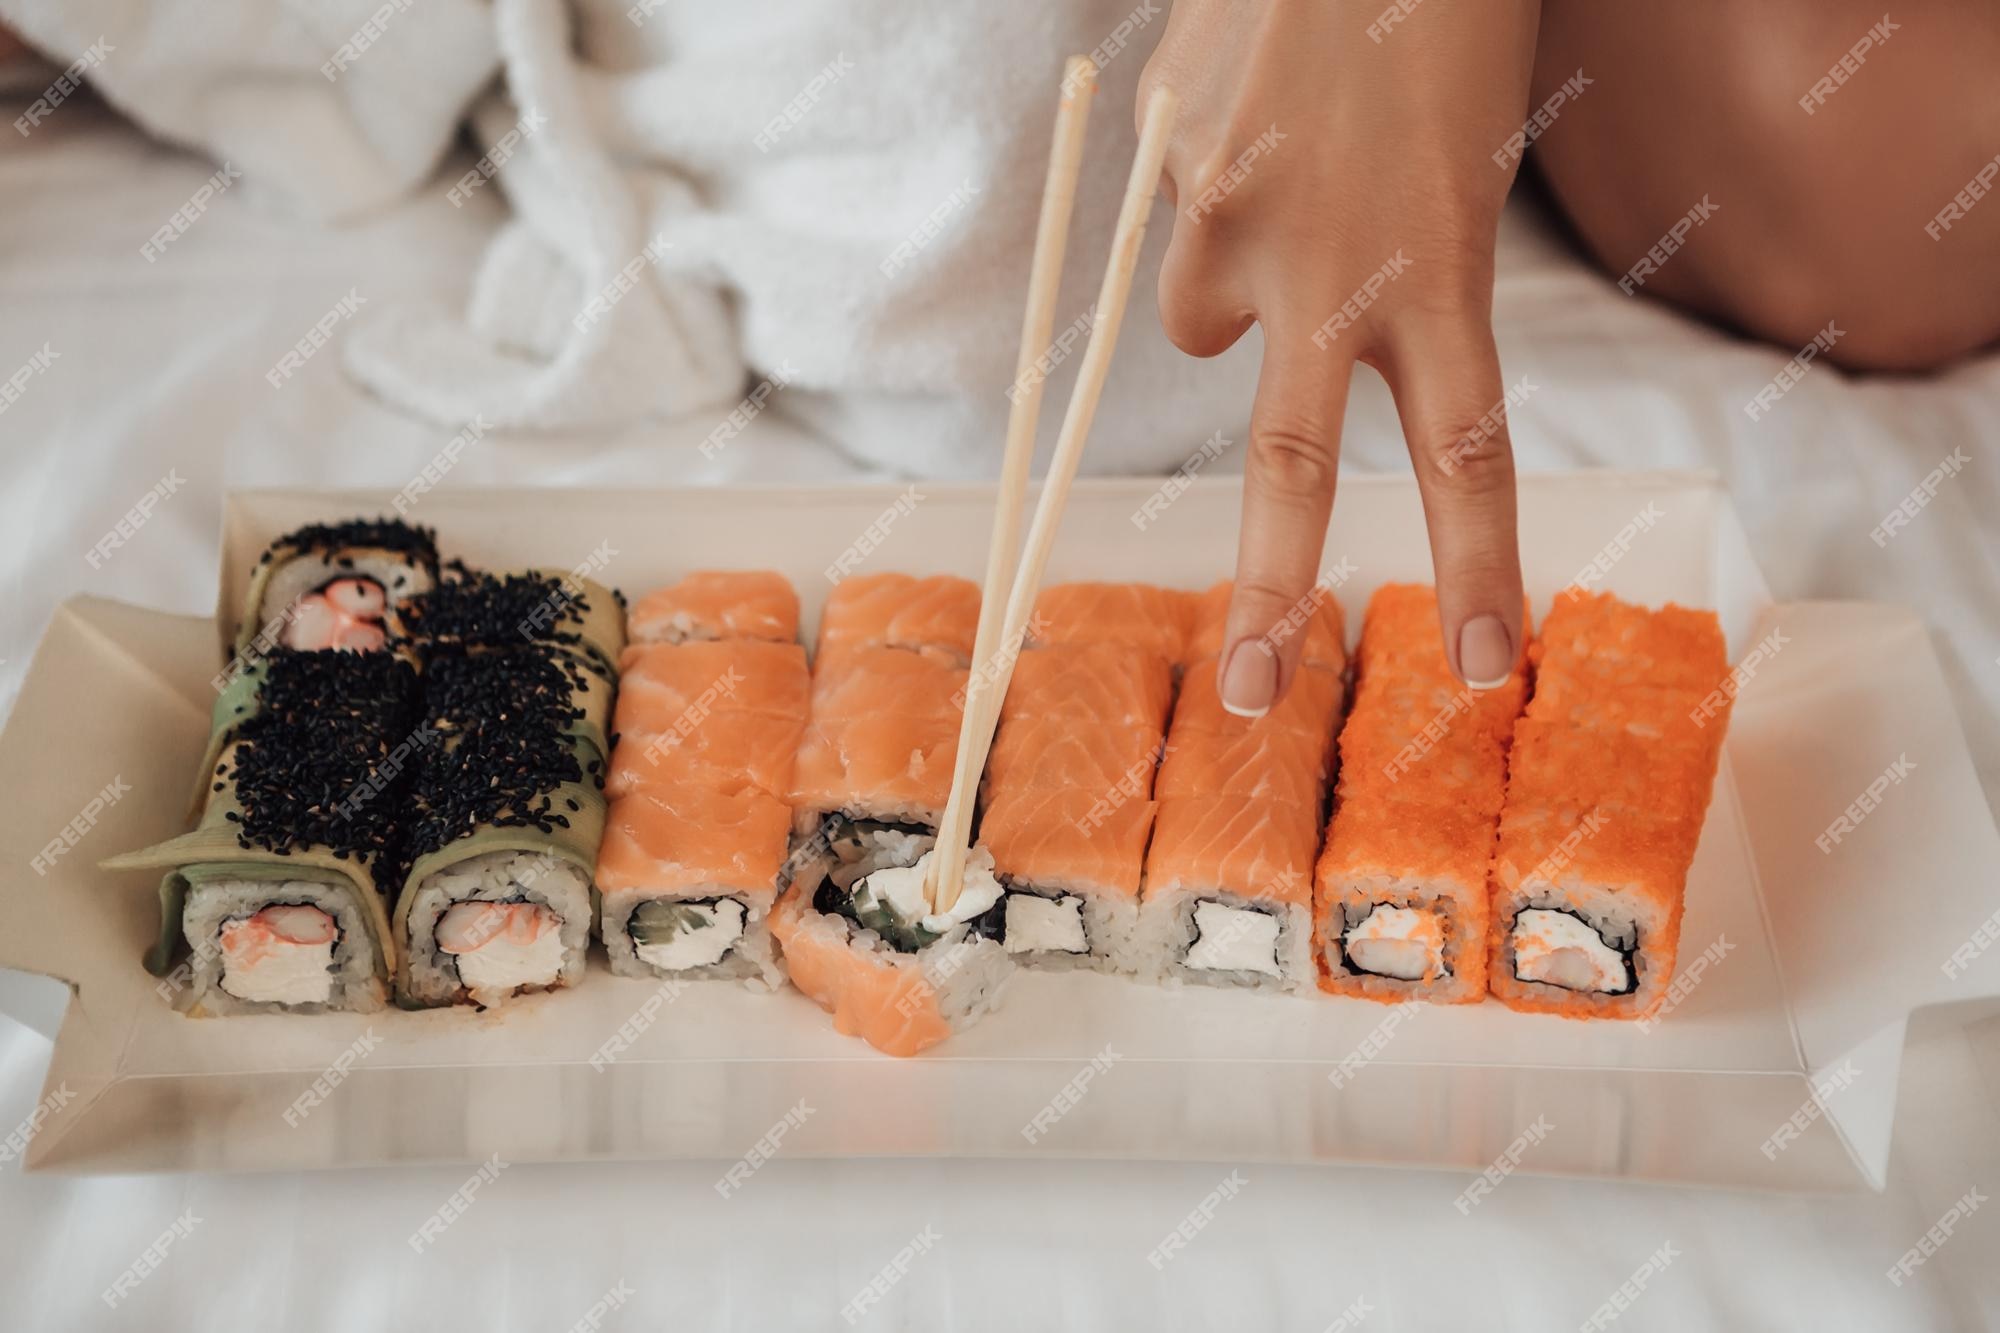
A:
[105,651,422,1015]
[390,645,612,1009]
[233,518,440,661]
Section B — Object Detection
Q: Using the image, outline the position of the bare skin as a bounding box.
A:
[1147,0,1999,710]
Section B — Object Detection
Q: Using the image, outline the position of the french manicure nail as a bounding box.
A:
[1458,615,1514,689]
[1220,640,1276,717]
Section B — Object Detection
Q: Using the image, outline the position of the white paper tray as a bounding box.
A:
[3,474,1997,1188]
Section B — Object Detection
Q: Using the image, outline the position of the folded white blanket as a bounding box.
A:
[0,0,1259,475]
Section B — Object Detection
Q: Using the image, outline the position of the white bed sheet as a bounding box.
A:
[1,101,1997,1333]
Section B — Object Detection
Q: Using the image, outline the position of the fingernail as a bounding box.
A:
[1220,640,1276,717]
[1458,616,1514,689]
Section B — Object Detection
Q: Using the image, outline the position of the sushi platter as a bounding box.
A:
[2,473,1997,1189]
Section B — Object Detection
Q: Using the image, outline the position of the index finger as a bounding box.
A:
[1219,325,1354,716]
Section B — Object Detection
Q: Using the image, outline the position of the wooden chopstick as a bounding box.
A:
[931,83,1179,914]
[927,57,1099,906]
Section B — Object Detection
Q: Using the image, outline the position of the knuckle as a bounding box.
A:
[1248,424,1335,499]
[1421,413,1516,489]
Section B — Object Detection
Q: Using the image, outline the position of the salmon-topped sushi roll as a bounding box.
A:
[1169,657,1345,751]
[1487,594,1730,1021]
[1028,582,1197,664]
[597,784,795,988]
[1182,580,1347,672]
[627,570,800,645]
[1139,796,1323,993]
[615,641,811,734]
[1000,643,1176,730]
[768,862,1012,1059]
[980,717,1166,804]
[604,710,806,802]
[1154,727,1330,807]
[976,788,1156,971]
[784,576,1018,1056]
[815,573,981,663]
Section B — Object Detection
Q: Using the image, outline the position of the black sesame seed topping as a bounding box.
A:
[266,517,440,572]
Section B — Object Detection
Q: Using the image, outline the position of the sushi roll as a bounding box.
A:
[1139,797,1323,992]
[1486,592,1731,1020]
[972,635,1174,972]
[1182,578,1346,673]
[105,650,423,1014]
[233,518,440,659]
[1136,649,1344,993]
[627,570,801,645]
[789,645,967,828]
[776,577,1013,1055]
[768,842,1012,1059]
[1314,585,1528,1006]
[391,641,614,1009]
[814,572,981,664]
[401,567,628,677]
[598,587,811,989]
[978,787,1156,970]
[1028,581,1198,665]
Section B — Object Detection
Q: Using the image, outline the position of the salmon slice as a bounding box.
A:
[768,890,953,1058]
[1144,797,1321,906]
[605,710,806,800]
[1183,580,1346,671]
[978,788,1155,896]
[982,717,1164,799]
[816,573,981,662]
[1000,644,1175,729]
[1533,591,1728,693]
[1170,659,1344,745]
[1028,583,1196,663]
[615,641,810,734]
[788,714,959,823]
[1155,727,1329,806]
[596,784,792,894]
[809,645,969,724]
[627,571,800,644]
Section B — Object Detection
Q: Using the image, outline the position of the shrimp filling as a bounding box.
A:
[437,901,564,999]
[1511,908,1632,994]
[1343,904,1447,982]
[281,576,389,652]
[1184,900,1281,977]
[630,897,748,971]
[217,904,338,1005]
[1002,891,1087,956]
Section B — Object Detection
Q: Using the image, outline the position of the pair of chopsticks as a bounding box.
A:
[926,61,1178,913]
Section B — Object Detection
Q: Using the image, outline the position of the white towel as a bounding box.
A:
[1,0,1259,472]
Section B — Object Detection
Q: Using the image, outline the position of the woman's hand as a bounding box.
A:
[1141,0,1539,710]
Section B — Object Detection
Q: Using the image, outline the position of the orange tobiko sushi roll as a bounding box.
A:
[1315,584,1529,1007]
[1486,592,1730,1021]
